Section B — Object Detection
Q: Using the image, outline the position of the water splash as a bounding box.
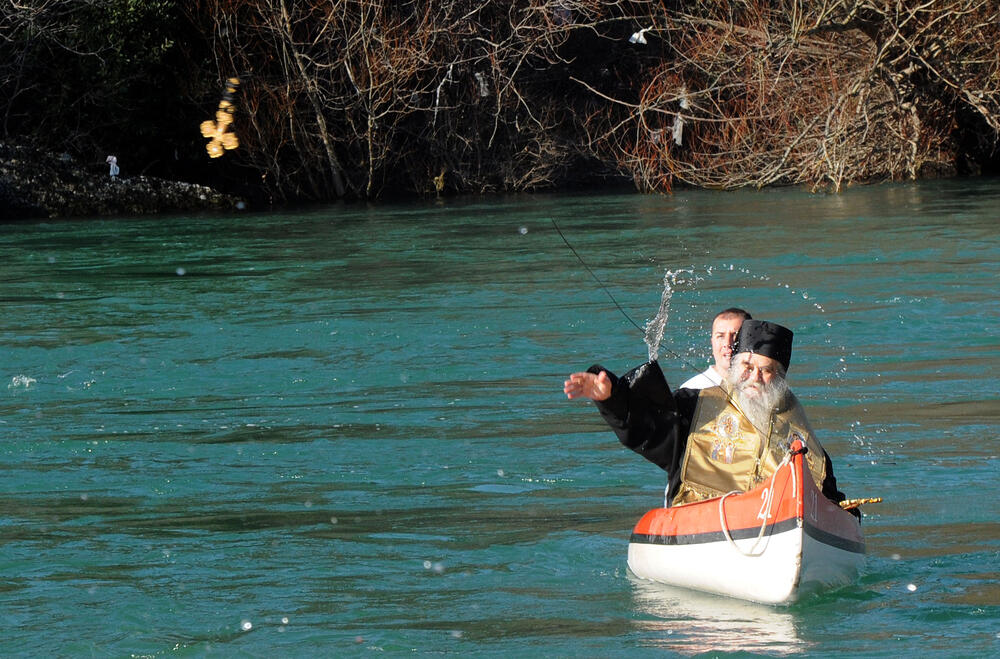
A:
[680,263,883,456]
[8,374,37,390]
[640,263,883,457]
[644,269,694,361]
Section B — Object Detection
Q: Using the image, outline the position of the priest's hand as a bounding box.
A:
[563,370,611,401]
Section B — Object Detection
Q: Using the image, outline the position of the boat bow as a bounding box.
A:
[627,442,864,604]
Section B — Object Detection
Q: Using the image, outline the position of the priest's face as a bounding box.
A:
[711,314,744,374]
[729,352,788,427]
[730,352,784,398]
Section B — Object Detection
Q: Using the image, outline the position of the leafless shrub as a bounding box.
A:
[585,1,999,192]
[186,0,999,199]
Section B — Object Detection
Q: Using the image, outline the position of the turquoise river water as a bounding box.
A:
[2,180,999,657]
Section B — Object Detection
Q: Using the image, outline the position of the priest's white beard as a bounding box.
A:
[728,367,789,431]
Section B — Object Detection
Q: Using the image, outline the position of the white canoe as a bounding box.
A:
[627,443,864,604]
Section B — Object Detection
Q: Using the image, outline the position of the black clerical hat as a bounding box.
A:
[734,320,794,371]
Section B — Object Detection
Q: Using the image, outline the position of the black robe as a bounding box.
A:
[587,360,856,516]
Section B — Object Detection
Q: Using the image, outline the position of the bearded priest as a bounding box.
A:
[563,319,855,515]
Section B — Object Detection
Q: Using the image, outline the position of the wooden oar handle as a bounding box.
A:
[839,497,883,510]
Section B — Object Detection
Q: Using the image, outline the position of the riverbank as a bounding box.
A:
[0,141,244,221]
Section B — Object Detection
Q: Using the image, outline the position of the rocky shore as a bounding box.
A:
[0,141,245,220]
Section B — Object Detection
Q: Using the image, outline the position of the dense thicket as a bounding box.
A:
[592,1,1000,192]
[2,1,997,203]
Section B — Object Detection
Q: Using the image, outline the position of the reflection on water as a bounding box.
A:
[629,576,808,655]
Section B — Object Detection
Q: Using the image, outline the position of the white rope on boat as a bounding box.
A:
[718,451,795,557]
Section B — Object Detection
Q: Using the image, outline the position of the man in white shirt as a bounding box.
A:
[678,308,751,389]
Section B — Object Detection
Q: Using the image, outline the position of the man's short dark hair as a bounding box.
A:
[714,308,752,325]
